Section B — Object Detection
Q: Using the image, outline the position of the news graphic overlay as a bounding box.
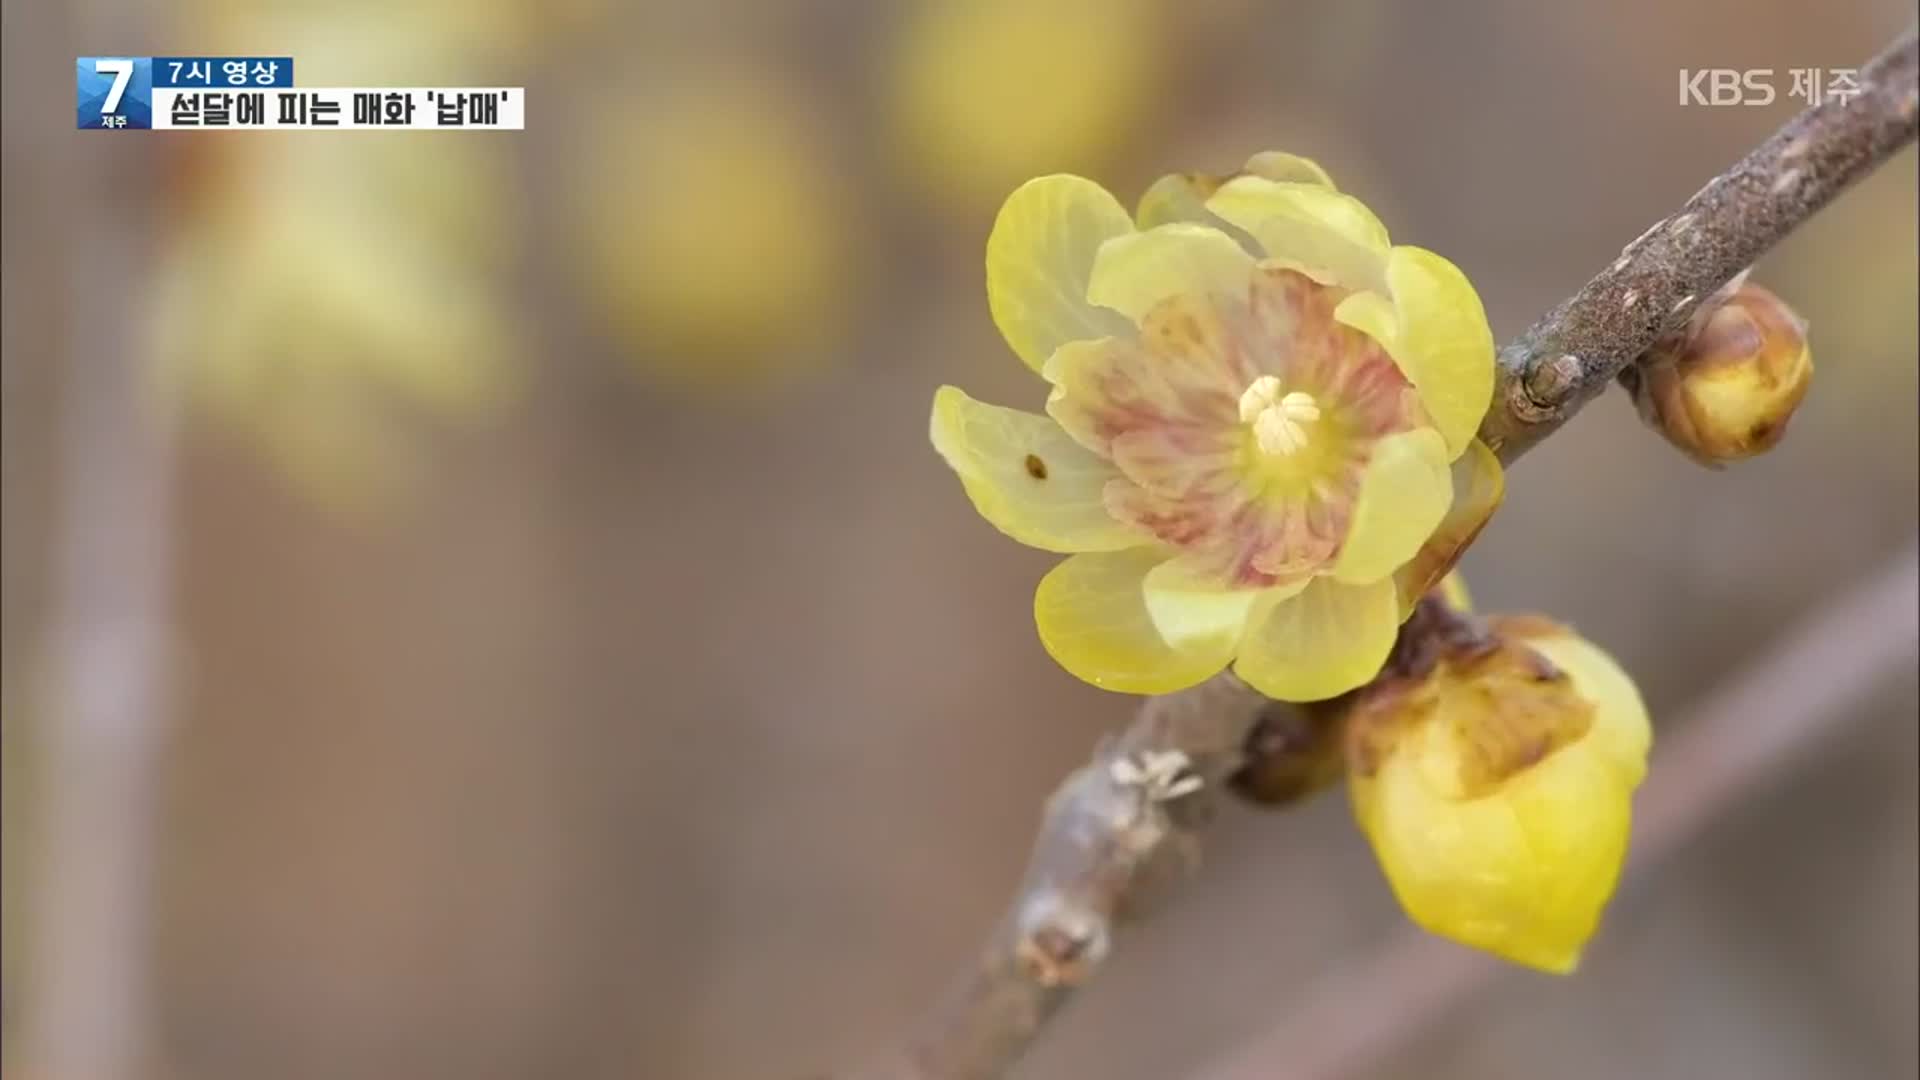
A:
[77,56,523,130]
[76,56,154,129]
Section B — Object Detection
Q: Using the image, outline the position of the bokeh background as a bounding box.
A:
[4,1,1916,1078]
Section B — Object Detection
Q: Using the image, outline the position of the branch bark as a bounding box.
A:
[1480,29,1918,462]
[851,28,1918,1080]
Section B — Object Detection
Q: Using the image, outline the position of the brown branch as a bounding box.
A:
[850,29,1919,1080]
[1480,28,1919,462]
[852,677,1279,1080]
[1189,540,1920,1080]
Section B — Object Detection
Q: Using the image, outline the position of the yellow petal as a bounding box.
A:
[1086,224,1256,322]
[1135,173,1221,230]
[1034,548,1235,694]
[1332,428,1453,585]
[1235,576,1400,702]
[930,385,1141,553]
[1521,633,1652,785]
[1142,556,1280,652]
[986,174,1136,373]
[1332,288,1397,349]
[1381,246,1496,457]
[1239,150,1335,187]
[1205,176,1390,293]
[1351,733,1636,974]
[1392,439,1505,613]
[1134,150,1336,231]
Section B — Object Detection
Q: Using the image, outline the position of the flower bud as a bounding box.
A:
[1345,613,1650,973]
[1623,280,1812,466]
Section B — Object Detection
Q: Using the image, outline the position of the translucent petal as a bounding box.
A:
[1135,173,1221,230]
[1234,575,1400,702]
[986,174,1136,373]
[1034,548,1235,694]
[1141,556,1272,652]
[1135,150,1335,231]
[1382,246,1497,457]
[1332,289,1397,349]
[930,386,1141,553]
[1239,150,1335,187]
[1331,428,1453,585]
[1086,224,1256,323]
[1393,439,1504,614]
[1350,730,1636,974]
[1206,176,1390,293]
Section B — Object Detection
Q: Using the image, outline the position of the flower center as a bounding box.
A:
[1237,375,1323,457]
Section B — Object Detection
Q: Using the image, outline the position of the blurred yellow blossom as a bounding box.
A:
[1346,611,1651,973]
[888,0,1163,207]
[152,19,524,509]
[931,152,1503,701]
[570,65,856,384]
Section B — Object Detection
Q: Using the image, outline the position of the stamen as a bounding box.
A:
[1279,391,1321,424]
[1239,377,1322,457]
[1237,375,1284,423]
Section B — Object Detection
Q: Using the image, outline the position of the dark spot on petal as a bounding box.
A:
[1024,454,1048,480]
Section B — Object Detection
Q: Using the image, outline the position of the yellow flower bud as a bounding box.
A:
[1346,614,1651,973]
[1623,280,1813,466]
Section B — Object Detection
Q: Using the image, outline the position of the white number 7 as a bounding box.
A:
[95,59,134,113]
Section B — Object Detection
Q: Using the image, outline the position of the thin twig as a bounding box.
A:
[853,678,1280,1080]
[852,29,1919,1080]
[1480,29,1919,462]
[1191,541,1920,1080]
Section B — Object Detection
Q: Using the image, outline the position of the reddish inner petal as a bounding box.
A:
[1057,268,1424,587]
[1049,298,1243,456]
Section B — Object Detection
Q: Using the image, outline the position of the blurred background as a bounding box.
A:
[3,1,1916,1078]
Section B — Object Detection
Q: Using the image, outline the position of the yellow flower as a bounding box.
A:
[889,0,1163,208]
[1346,614,1652,973]
[931,152,1503,701]
[153,131,517,510]
[569,64,855,379]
